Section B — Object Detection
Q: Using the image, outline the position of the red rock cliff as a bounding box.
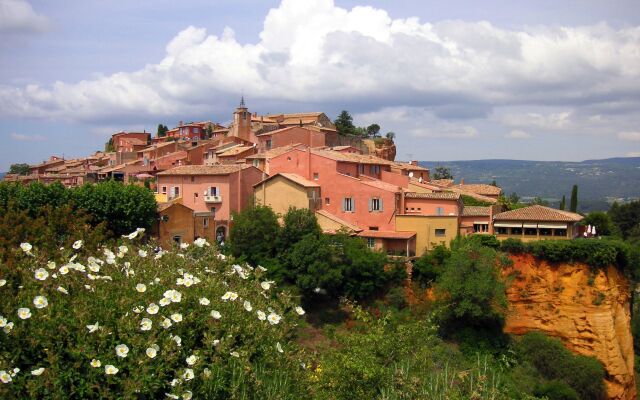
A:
[363,138,396,161]
[503,254,636,400]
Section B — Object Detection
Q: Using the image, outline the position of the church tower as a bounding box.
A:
[230,96,251,141]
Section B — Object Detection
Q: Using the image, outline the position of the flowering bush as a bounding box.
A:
[0,232,307,399]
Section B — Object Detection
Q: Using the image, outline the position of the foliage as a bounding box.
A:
[229,205,281,267]
[609,200,640,240]
[279,208,322,253]
[533,380,579,400]
[105,138,115,152]
[582,211,617,237]
[431,166,453,180]
[516,332,606,400]
[366,124,381,138]
[412,245,451,287]
[569,184,578,213]
[385,131,395,140]
[0,237,308,399]
[500,238,527,254]
[157,124,169,137]
[529,197,549,206]
[334,111,356,136]
[8,163,31,176]
[559,195,566,211]
[461,194,493,206]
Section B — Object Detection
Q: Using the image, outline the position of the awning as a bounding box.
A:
[538,223,567,229]
[494,222,522,228]
[523,223,538,228]
[474,221,489,225]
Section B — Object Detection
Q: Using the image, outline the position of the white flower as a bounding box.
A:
[115,344,129,358]
[210,310,221,320]
[31,367,45,376]
[90,359,101,368]
[193,238,209,247]
[71,263,86,272]
[166,393,179,399]
[180,242,189,250]
[133,306,143,314]
[57,286,69,295]
[203,368,212,377]
[213,339,220,346]
[0,279,5,287]
[72,240,83,250]
[33,296,48,309]
[162,318,172,329]
[140,318,153,331]
[3,322,14,333]
[295,306,305,316]
[257,310,266,321]
[243,301,252,312]
[47,261,56,270]
[159,297,171,307]
[186,354,198,366]
[118,245,129,254]
[182,368,194,380]
[20,242,32,253]
[257,265,267,272]
[104,365,118,375]
[260,281,275,291]
[221,291,238,301]
[164,289,182,303]
[146,347,157,358]
[136,283,147,293]
[86,323,99,333]
[230,351,240,358]
[172,335,182,346]
[59,265,70,275]
[276,342,284,353]
[34,268,49,281]
[0,316,6,327]
[138,249,148,257]
[183,390,193,400]
[11,368,19,376]
[0,370,11,383]
[199,297,210,306]
[147,303,159,315]
[267,312,281,325]
[17,308,31,320]
[170,313,183,323]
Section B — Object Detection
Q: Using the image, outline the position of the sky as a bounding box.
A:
[1,0,639,170]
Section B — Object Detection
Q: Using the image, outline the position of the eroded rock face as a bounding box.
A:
[504,254,636,400]
[363,138,396,161]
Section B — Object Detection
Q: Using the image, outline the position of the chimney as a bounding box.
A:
[460,178,465,185]
[410,160,418,166]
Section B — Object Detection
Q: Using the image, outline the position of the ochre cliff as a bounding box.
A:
[363,138,396,161]
[503,254,636,400]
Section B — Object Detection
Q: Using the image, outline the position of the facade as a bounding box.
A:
[111,131,151,153]
[254,173,321,214]
[492,205,583,241]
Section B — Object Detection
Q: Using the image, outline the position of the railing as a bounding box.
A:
[204,195,223,203]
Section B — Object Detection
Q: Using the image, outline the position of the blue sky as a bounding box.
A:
[1,0,639,170]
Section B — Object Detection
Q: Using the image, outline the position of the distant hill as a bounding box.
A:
[0,172,5,180]
[420,157,640,212]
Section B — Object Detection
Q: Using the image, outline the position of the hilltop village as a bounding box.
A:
[4,99,584,255]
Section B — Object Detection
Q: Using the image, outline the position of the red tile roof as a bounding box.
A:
[157,164,251,176]
[358,230,416,239]
[254,173,320,188]
[462,206,491,217]
[404,192,460,200]
[493,205,583,222]
[456,183,502,196]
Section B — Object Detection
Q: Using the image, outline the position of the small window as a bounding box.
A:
[194,193,198,199]
[313,172,319,180]
[172,235,182,244]
[211,207,216,215]
[343,197,354,212]
[369,226,379,231]
[190,176,195,182]
[253,159,260,168]
[203,218,209,228]
[325,197,330,205]
[554,229,567,237]
[175,187,180,196]
[511,227,523,235]
[436,207,444,216]
[497,227,508,235]
[359,164,365,174]
[524,228,537,236]
[370,198,382,212]
[367,238,375,248]
[162,186,167,194]
[193,127,200,133]
[435,229,446,237]
[209,187,218,196]
[266,140,272,150]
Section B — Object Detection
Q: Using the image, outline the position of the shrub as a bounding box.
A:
[0,235,307,399]
[229,205,281,267]
[412,245,450,287]
[386,286,407,310]
[500,238,526,254]
[534,380,579,400]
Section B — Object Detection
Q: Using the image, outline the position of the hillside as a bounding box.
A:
[420,157,640,212]
[0,172,5,180]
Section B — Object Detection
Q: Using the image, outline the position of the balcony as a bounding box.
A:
[204,195,223,203]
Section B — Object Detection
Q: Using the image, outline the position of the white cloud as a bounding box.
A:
[617,131,640,141]
[0,0,49,33]
[10,132,45,141]
[626,151,640,157]
[0,0,638,144]
[505,130,531,139]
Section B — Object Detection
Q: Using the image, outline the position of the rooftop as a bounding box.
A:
[462,206,491,217]
[157,164,250,176]
[456,183,502,196]
[404,192,460,200]
[254,172,320,188]
[311,148,396,166]
[493,205,583,222]
[218,145,255,157]
[358,230,416,239]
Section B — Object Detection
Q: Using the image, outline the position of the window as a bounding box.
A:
[210,207,216,215]
[194,193,198,200]
[253,159,260,168]
[193,127,200,133]
[209,187,218,196]
[172,235,182,244]
[359,164,365,174]
[524,228,537,236]
[266,139,272,150]
[370,165,380,174]
[554,229,567,237]
[497,227,508,235]
[369,198,382,212]
[343,197,354,212]
[369,226,379,231]
[539,228,551,236]
[313,172,319,180]
[435,229,446,237]
[175,187,180,196]
[203,218,209,228]
[474,223,488,233]
[367,238,375,248]
[325,197,330,205]
[436,207,444,216]
[511,227,523,235]
[162,186,167,194]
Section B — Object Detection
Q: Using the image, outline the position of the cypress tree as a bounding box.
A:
[559,195,566,210]
[569,185,578,212]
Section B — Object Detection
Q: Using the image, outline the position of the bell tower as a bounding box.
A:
[230,96,251,141]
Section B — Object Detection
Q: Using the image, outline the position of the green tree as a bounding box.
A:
[385,131,395,140]
[204,124,213,139]
[559,195,566,210]
[280,207,321,252]
[491,180,497,187]
[229,205,281,266]
[530,196,549,206]
[334,110,356,136]
[432,166,453,180]
[609,200,640,240]
[582,211,616,237]
[569,184,578,212]
[8,163,31,175]
[366,123,380,138]
[157,124,169,137]
[412,244,451,286]
[105,138,115,152]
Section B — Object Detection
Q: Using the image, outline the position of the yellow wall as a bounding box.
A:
[155,193,168,203]
[407,182,435,194]
[395,215,459,255]
[254,176,313,215]
[158,204,194,248]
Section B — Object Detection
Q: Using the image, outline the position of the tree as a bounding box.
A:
[583,211,616,237]
[229,205,281,266]
[569,184,578,212]
[385,131,395,140]
[490,180,497,187]
[559,195,566,210]
[280,207,322,251]
[609,200,640,240]
[334,110,356,136]
[432,166,453,180]
[157,124,169,137]
[204,124,213,139]
[366,124,381,138]
[8,163,31,175]
[530,197,549,206]
[105,138,115,152]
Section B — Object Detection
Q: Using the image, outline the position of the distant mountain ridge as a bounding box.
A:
[419,157,640,212]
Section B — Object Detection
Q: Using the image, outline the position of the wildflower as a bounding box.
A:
[159,297,171,307]
[17,308,31,320]
[115,344,129,358]
[31,367,45,376]
[186,354,198,366]
[180,243,189,250]
[72,240,83,250]
[133,306,143,314]
[193,237,209,247]
[203,368,212,377]
[90,359,101,368]
[140,318,153,331]
[243,300,252,312]
[182,368,194,380]
[0,279,6,287]
[34,268,49,281]
[166,394,179,399]
[199,297,210,306]
[295,306,305,316]
[217,253,227,260]
[11,368,19,376]
[0,316,6,327]
[183,391,193,400]
[123,230,139,240]
[210,310,221,319]
[162,318,172,329]
[267,312,281,325]
[3,322,14,333]
[33,296,48,309]
[260,281,274,291]
[221,291,238,301]
[170,313,183,323]
[57,286,69,295]
[138,249,148,257]
[0,370,11,383]
[147,303,159,315]
[276,342,284,353]
[257,265,267,272]
[105,365,119,375]
[136,283,147,293]
[213,339,220,346]
[146,347,157,358]
[230,351,240,358]
[87,322,99,332]
[71,263,86,272]
[20,242,33,253]
[47,261,56,270]
[172,335,182,346]
[164,289,182,303]
[59,265,70,275]
[118,245,129,255]
[257,310,266,321]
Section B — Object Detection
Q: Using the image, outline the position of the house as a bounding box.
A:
[111,131,151,153]
[454,181,502,200]
[155,201,219,248]
[459,206,495,235]
[254,173,321,214]
[492,205,583,241]
[156,164,264,242]
[256,126,338,152]
[30,156,65,175]
[391,161,430,182]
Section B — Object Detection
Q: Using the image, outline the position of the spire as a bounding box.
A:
[239,96,245,108]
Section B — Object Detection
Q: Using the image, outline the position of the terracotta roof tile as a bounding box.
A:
[311,148,396,166]
[404,192,460,200]
[462,206,491,217]
[218,146,255,157]
[493,205,583,222]
[254,173,320,188]
[456,184,502,196]
[157,164,250,176]
[358,230,416,239]
[315,210,362,232]
[430,179,455,187]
